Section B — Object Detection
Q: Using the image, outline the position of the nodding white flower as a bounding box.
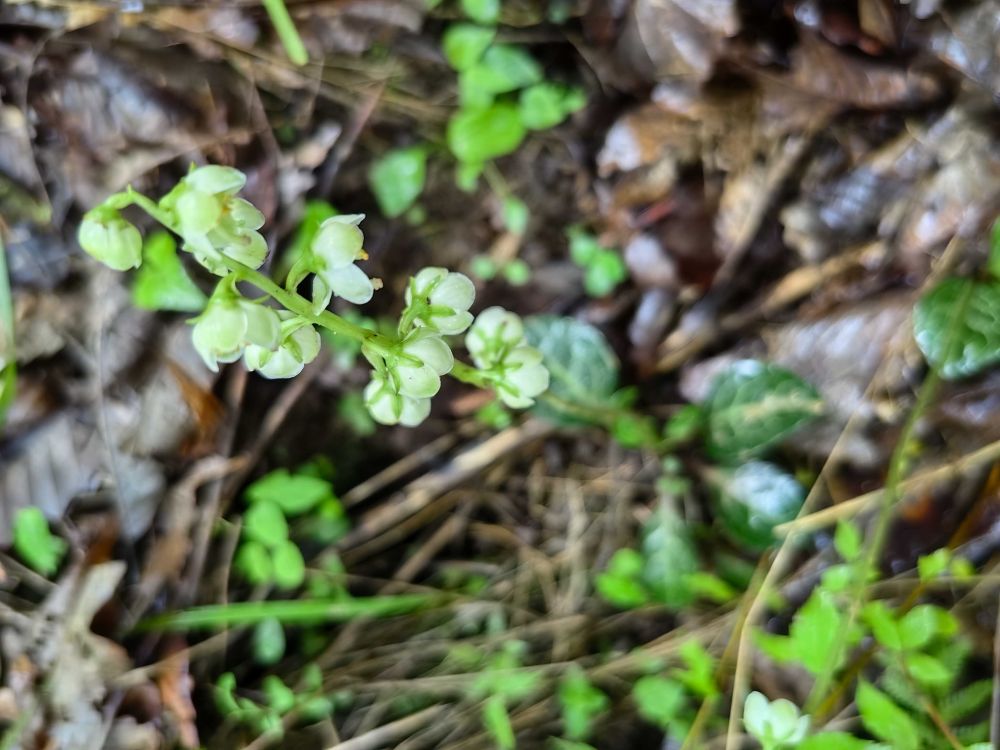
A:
[191,291,281,372]
[495,346,549,408]
[364,372,431,426]
[394,331,455,399]
[184,165,246,195]
[404,267,475,335]
[743,692,810,749]
[78,208,142,271]
[310,215,374,308]
[465,306,524,369]
[245,312,321,379]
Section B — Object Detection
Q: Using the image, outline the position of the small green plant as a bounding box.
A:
[77,165,550,428]
[566,226,627,298]
[558,668,609,742]
[12,507,67,576]
[215,665,333,741]
[471,642,542,749]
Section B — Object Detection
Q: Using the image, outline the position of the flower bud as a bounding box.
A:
[245,312,321,379]
[176,189,222,235]
[309,215,374,308]
[496,346,549,408]
[394,331,454,399]
[185,165,246,195]
[465,306,524,369]
[404,267,475,335]
[364,373,431,426]
[78,207,143,271]
[192,293,281,372]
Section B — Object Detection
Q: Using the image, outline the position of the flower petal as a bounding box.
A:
[329,263,375,305]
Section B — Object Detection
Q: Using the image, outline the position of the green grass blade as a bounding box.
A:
[262,0,308,66]
[0,234,15,425]
[137,594,435,631]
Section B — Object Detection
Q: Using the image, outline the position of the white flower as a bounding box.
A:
[394,331,455,398]
[185,165,246,195]
[245,312,321,379]
[364,373,431,426]
[405,267,475,334]
[496,346,549,408]
[465,306,525,369]
[310,215,374,307]
[192,294,281,372]
[78,208,142,271]
[743,691,810,749]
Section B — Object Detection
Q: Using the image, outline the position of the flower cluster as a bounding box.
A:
[466,307,549,408]
[76,163,549,428]
[160,166,268,274]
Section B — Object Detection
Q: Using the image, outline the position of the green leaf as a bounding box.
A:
[904,652,952,687]
[447,103,525,164]
[640,502,698,608]
[914,277,1000,380]
[246,469,335,516]
[567,226,602,266]
[12,508,66,576]
[482,695,515,750]
[132,231,207,313]
[243,500,288,548]
[633,676,686,730]
[271,540,306,589]
[460,0,500,23]
[558,667,609,740]
[899,604,956,648]
[596,570,648,609]
[368,146,427,218]
[263,674,296,714]
[673,640,718,699]
[252,618,286,665]
[987,217,1000,281]
[502,196,529,235]
[442,23,495,70]
[455,160,484,191]
[856,681,920,750]
[584,249,628,297]
[713,461,805,549]
[502,258,531,286]
[798,733,874,750]
[235,540,274,584]
[756,589,845,676]
[524,315,619,426]
[480,45,542,90]
[863,601,904,650]
[704,360,823,462]
[833,520,862,562]
[687,571,738,604]
[517,83,571,130]
[664,404,705,443]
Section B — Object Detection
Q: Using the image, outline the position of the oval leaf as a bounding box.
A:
[368,146,427,218]
[714,461,805,549]
[447,103,526,164]
[524,315,619,426]
[705,360,823,462]
[914,277,1000,380]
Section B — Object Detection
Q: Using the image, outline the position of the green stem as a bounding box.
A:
[261,0,308,66]
[125,190,399,358]
[0,232,15,425]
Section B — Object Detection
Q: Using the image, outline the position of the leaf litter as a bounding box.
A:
[1,0,1000,748]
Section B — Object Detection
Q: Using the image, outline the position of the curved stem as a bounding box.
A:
[124,189,399,357]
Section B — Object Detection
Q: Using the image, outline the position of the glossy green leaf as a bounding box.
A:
[442,23,495,70]
[705,359,823,462]
[460,0,500,23]
[518,83,583,130]
[246,468,334,516]
[559,667,609,740]
[913,277,1000,380]
[271,540,306,589]
[244,500,288,548]
[633,676,685,730]
[798,733,873,750]
[714,461,804,549]
[132,231,207,312]
[502,196,529,234]
[856,681,919,750]
[641,502,698,608]
[13,507,66,576]
[235,540,273,585]
[584,250,627,297]
[524,315,619,426]
[368,146,427,218]
[253,618,286,665]
[447,104,525,164]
